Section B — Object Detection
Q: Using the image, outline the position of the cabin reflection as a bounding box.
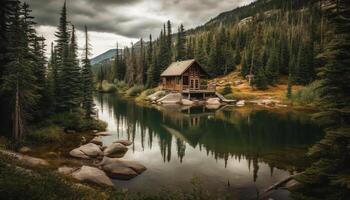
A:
[95,94,323,182]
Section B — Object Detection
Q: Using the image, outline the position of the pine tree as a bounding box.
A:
[81,26,94,118]
[1,3,38,142]
[166,20,172,64]
[176,24,186,61]
[59,24,81,111]
[54,1,70,111]
[266,43,279,84]
[146,34,155,88]
[292,1,350,199]
[253,54,268,90]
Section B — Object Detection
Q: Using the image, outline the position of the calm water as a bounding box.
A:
[95,94,324,199]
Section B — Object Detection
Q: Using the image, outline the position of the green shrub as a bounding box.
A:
[98,80,116,93]
[224,93,235,100]
[220,84,232,96]
[126,85,145,97]
[28,125,63,143]
[115,80,129,93]
[50,110,106,132]
[291,80,321,105]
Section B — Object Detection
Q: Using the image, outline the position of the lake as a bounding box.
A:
[95,93,324,199]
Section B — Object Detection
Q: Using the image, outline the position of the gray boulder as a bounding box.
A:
[69,143,103,159]
[147,91,166,101]
[181,99,194,106]
[90,137,103,146]
[104,143,128,157]
[72,166,114,187]
[94,132,112,136]
[99,157,146,180]
[206,98,221,105]
[114,140,132,146]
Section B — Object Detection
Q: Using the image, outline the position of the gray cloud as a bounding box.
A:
[25,0,255,39]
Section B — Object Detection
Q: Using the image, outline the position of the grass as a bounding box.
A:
[213,71,306,102]
[126,85,145,97]
[290,80,321,106]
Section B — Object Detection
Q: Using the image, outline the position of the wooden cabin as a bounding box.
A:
[160,59,216,97]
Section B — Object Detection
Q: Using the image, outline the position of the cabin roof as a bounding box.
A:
[161,59,202,77]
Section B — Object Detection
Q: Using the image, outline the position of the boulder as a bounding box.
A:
[206,98,221,105]
[18,146,31,154]
[236,100,245,107]
[72,166,114,187]
[69,148,90,159]
[181,99,194,106]
[157,93,182,104]
[94,132,112,136]
[92,130,99,133]
[114,140,132,146]
[99,157,146,180]
[104,143,128,157]
[147,91,166,101]
[90,137,103,146]
[69,143,103,159]
[58,166,77,175]
[65,129,76,134]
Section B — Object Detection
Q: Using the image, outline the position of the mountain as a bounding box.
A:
[91,49,117,65]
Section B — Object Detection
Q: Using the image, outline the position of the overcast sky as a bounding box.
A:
[24,0,254,58]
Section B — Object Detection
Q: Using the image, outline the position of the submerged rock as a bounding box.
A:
[103,143,128,157]
[99,157,146,180]
[72,166,114,187]
[114,140,132,146]
[206,98,221,105]
[69,143,103,159]
[94,132,112,136]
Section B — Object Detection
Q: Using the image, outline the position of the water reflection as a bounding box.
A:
[95,94,323,196]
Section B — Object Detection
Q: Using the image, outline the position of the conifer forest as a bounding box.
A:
[0,0,349,199]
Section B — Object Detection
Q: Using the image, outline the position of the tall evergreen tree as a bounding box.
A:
[54,1,70,111]
[292,1,350,199]
[1,3,38,142]
[146,34,155,88]
[176,24,186,61]
[81,26,94,118]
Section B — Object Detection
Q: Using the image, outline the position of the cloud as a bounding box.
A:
[25,0,255,39]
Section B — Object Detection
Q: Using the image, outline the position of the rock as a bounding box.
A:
[206,104,221,110]
[236,100,245,107]
[206,98,221,105]
[104,143,128,157]
[72,166,114,187]
[181,99,194,106]
[147,91,166,101]
[99,157,146,180]
[58,166,77,175]
[90,137,103,146]
[69,143,103,159]
[46,152,58,158]
[18,146,31,154]
[69,148,90,159]
[94,132,112,136]
[65,129,76,134]
[92,130,98,133]
[157,93,182,104]
[114,140,132,146]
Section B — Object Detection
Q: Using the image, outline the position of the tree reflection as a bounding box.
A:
[95,94,324,182]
